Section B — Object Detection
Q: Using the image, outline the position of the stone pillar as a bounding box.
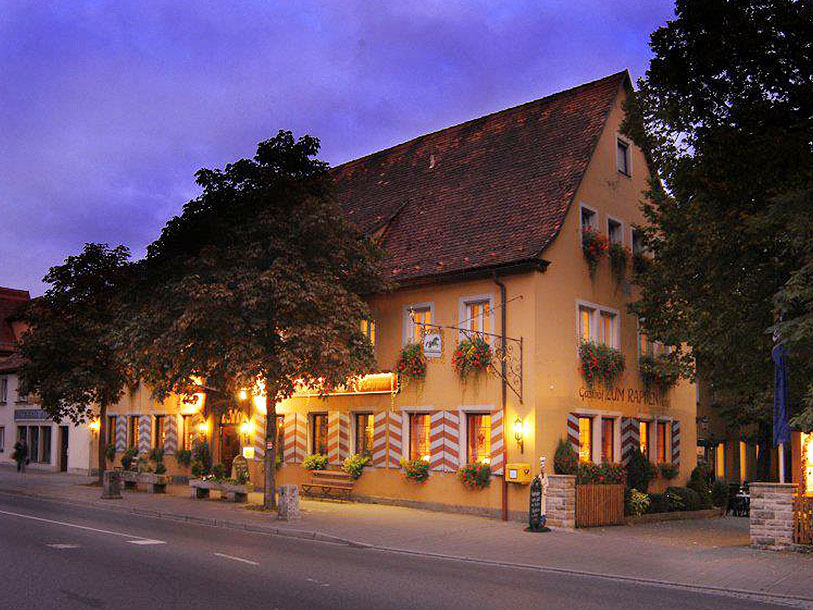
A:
[101,470,122,500]
[750,482,796,550]
[546,474,576,529]
[278,484,301,521]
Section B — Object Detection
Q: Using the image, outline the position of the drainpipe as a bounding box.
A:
[494,274,508,522]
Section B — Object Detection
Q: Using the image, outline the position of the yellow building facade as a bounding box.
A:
[103,72,696,519]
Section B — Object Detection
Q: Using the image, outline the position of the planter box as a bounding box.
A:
[576,483,625,528]
[120,470,139,489]
[220,483,252,503]
[627,507,724,525]
[189,478,223,499]
[137,473,170,494]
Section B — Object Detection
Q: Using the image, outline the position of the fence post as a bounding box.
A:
[546,475,576,529]
[750,482,796,550]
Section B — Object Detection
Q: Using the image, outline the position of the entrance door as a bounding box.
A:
[220,424,240,473]
[59,426,69,472]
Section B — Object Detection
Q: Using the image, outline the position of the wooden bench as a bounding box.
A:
[301,470,355,501]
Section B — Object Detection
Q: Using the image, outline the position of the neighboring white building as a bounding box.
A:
[0,287,94,475]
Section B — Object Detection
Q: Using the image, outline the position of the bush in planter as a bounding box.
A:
[137,456,153,473]
[175,448,192,468]
[342,453,371,480]
[553,438,578,475]
[667,486,702,511]
[577,462,626,485]
[395,342,427,383]
[625,488,651,517]
[579,341,625,389]
[638,354,681,396]
[626,448,657,493]
[457,462,492,489]
[663,488,685,512]
[154,462,167,475]
[211,462,228,481]
[120,447,138,471]
[647,492,667,513]
[401,458,430,483]
[105,443,116,464]
[609,243,630,283]
[452,336,492,379]
[192,441,213,474]
[659,462,679,480]
[303,453,329,471]
[581,226,608,276]
[711,480,729,508]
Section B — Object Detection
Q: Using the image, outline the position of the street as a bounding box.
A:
[0,492,797,610]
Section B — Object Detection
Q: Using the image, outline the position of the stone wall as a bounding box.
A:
[547,474,576,529]
[750,482,796,550]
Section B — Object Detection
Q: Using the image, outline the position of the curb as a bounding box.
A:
[0,485,809,606]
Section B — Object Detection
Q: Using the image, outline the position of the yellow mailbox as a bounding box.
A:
[504,462,533,484]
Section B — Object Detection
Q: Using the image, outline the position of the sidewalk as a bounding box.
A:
[2,467,812,603]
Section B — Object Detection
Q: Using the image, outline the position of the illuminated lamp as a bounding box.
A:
[514,416,525,454]
[238,389,248,401]
[88,419,100,433]
[198,421,210,435]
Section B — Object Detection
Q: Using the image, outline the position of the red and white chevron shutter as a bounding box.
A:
[620,417,639,465]
[490,409,504,475]
[387,411,403,468]
[254,410,267,460]
[443,411,461,472]
[429,411,445,471]
[165,414,178,455]
[371,412,387,467]
[138,415,151,455]
[567,413,580,454]
[115,416,127,453]
[283,413,307,463]
[671,420,680,465]
[327,412,350,464]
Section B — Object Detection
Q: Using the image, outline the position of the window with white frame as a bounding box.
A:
[617,138,631,176]
[632,228,645,256]
[405,305,432,344]
[599,311,618,347]
[608,218,623,246]
[579,303,619,348]
[0,377,6,403]
[462,298,491,336]
[466,413,491,464]
[360,318,376,348]
[581,206,598,231]
[578,305,595,342]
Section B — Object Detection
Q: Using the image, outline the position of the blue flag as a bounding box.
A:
[772,343,791,447]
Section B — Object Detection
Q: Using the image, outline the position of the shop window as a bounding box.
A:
[360,318,376,348]
[409,413,431,461]
[608,218,623,246]
[739,441,747,483]
[311,413,328,455]
[29,426,39,463]
[601,418,615,463]
[579,306,595,342]
[181,414,194,451]
[467,413,491,464]
[128,416,140,449]
[657,421,668,464]
[617,138,631,175]
[406,306,432,344]
[355,413,374,458]
[40,426,51,464]
[107,416,116,446]
[0,377,7,403]
[578,416,593,463]
[716,442,726,479]
[639,421,650,459]
[154,415,165,449]
[462,299,491,336]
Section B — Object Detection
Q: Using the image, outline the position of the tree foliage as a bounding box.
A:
[119,131,389,507]
[622,1,813,463]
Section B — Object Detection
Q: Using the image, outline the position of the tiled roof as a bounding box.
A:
[0,287,29,355]
[333,71,628,283]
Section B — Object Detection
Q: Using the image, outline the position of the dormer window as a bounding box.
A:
[617,138,631,176]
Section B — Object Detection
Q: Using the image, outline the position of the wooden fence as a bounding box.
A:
[576,484,625,527]
[793,496,813,545]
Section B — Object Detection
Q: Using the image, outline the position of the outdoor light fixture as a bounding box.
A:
[514,416,524,454]
[88,419,100,433]
[198,421,209,435]
[240,420,252,436]
[238,389,248,401]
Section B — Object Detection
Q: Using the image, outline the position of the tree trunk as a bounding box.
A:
[97,403,107,485]
[263,377,278,510]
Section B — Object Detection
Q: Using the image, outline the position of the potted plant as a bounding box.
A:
[105,443,116,465]
[553,438,578,475]
[120,447,138,471]
[457,462,491,489]
[579,341,625,388]
[342,453,371,480]
[608,243,629,283]
[303,453,329,471]
[401,458,430,483]
[452,336,492,379]
[582,226,608,276]
[395,342,427,383]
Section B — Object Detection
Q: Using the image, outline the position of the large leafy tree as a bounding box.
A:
[623,0,813,478]
[18,243,133,484]
[120,131,388,508]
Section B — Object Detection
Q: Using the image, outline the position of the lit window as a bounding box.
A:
[579,306,595,342]
[599,312,617,348]
[657,421,668,464]
[107,416,116,446]
[463,299,491,335]
[608,218,623,246]
[181,414,194,451]
[617,139,630,175]
[639,421,650,459]
[467,413,491,464]
[601,418,614,463]
[739,441,747,483]
[407,306,432,344]
[0,378,7,403]
[311,413,328,455]
[154,415,165,449]
[355,413,374,458]
[578,416,592,463]
[128,416,140,449]
[716,442,726,479]
[360,318,376,347]
[409,413,431,461]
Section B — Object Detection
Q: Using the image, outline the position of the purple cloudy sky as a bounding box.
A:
[0,1,674,294]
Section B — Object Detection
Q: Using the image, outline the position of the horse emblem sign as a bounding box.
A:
[423,332,441,358]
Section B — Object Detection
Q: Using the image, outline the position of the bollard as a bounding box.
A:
[277,484,301,521]
[101,470,122,500]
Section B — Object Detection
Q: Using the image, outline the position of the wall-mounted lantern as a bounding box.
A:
[514,416,525,454]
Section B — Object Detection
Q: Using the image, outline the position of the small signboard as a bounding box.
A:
[423,332,442,359]
[14,409,49,421]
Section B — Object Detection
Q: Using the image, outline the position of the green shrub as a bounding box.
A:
[553,438,578,475]
[711,480,729,508]
[137,456,153,473]
[577,461,626,485]
[120,447,138,471]
[211,462,228,481]
[303,453,329,471]
[686,478,713,508]
[105,443,116,464]
[192,441,213,474]
[149,447,164,464]
[659,462,679,480]
[663,488,685,511]
[647,492,667,513]
[667,486,702,511]
[638,354,681,396]
[154,462,167,475]
[691,462,713,485]
[342,453,371,480]
[457,463,492,489]
[626,448,657,493]
[401,458,430,483]
[175,448,192,468]
[625,488,651,517]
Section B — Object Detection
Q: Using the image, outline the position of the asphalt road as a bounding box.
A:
[0,493,799,610]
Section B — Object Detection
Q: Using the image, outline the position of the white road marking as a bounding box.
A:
[47,543,80,549]
[0,509,164,544]
[214,552,259,566]
[306,578,330,587]
[127,539,166,545]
